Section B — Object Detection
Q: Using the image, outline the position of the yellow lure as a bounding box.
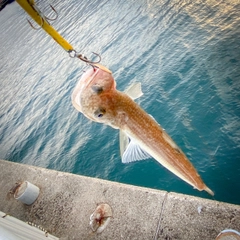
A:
[16,0,74,52]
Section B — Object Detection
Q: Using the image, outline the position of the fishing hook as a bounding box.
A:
[77,52,102,64]
[27,18,43,30]
[26,1,58,30]
[44,5,58,21]
[69,50,102,64]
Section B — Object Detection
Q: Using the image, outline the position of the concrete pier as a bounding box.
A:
[0,159,239,239]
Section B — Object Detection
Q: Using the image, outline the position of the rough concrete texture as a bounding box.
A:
[0,159,239,240]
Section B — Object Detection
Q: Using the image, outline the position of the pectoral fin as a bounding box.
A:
[124,82,143,100]
[120,131,152,163]
[119,130,129,159]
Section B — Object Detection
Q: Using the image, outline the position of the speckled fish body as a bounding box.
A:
[72,65,213,195]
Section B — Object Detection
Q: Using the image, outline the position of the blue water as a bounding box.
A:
[0,0,240,205]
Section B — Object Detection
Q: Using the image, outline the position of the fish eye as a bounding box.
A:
[94,107,106,118]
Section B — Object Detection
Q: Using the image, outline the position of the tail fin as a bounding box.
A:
[204,186,214,196]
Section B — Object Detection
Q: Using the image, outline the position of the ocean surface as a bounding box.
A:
[0,0,240,205]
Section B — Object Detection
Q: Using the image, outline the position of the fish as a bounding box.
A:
[71,64,214,196]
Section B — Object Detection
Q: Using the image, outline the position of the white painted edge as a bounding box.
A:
[0,211,59,240]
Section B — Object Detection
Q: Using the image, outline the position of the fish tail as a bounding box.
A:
[204,186,214,196]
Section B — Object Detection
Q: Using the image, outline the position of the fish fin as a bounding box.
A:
[149,114,162,126]
[204,186,214,196]
[122,138,152,163]
[119,130,129,159]
[124,82,143,100]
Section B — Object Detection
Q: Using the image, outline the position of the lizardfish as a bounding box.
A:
[71,64,214,195]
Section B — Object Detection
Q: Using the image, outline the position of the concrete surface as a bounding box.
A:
[0,159,239,240]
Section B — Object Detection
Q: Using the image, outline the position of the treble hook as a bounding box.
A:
[27,2,58,30]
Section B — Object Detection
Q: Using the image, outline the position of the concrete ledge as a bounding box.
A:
[0,159,239,239]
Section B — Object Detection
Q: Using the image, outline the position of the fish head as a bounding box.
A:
[72,64,124,128]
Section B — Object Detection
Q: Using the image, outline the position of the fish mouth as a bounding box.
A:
[82,64,112,89]
[92,63,112,74]
[71,68,97,113]
[71,64,113,114]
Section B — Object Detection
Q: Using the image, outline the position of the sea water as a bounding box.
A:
[0,0,239,204]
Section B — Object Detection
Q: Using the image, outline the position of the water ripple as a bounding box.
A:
[0,0,240,204]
